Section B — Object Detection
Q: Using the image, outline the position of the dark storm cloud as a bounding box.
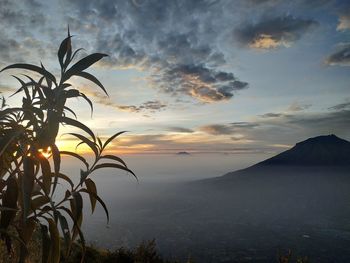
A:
[234,15,318,49]
[325,43,350,66]
[62,0,248,103]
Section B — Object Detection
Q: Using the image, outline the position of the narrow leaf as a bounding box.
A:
[22,157,35,220]
[103,131,127,150]
[1,63,57,85]
[47,218,60,263]
[60,150,89,170]
[61,116,95,141]
[75,71,109,96]
[93,163,136,179]
[84,179,97,213]
[79,188,109,223]
[63,53,108,82]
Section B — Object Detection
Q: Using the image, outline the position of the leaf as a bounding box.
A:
[31,196,50,211]
[103,131,128,150]
[0,129,23,156]
[63,53,108,82]
[11,75,31,100]
[51,143,61,194]
[68,133,99,158]
[56,211,71,255]
[97,137,103,150]
[22,157,35,221]
[100,154,128,168]
[58,35,72,70]
[61,116,96,141]
[75,71,109,96]
[69,192,83,241]
[80,169,90,186]
[50,172,74,189]
[58,206,86,255]
[63,106,77,119]
[65,89,80,98]
[60,150,89,170]
[47,218,60,263]
[0,176,18,229]
[79,188,109,223]
[38,154,51,195]
[79,92,94,116]
[93,163,136,180]
[0,63,57,86]
[40,224,51,263]
[84,179,97,213]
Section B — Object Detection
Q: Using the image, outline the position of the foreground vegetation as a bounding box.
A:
[0,30,134,263]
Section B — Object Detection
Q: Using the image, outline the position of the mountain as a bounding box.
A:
[202,135,350,185]
[176,151,191,155]
[257,134,350,166]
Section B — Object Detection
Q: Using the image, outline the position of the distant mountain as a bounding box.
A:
[190,135,350,262]
[176,151,190,155]
[257,134,350,166]
[202,135,350,184]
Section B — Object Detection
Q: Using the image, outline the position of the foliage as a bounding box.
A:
[0,30,135,263]
[64,239,187,263]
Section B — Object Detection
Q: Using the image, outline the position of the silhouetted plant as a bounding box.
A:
[0,30,135,263]
[65,240,184,263]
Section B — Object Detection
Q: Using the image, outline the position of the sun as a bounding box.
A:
[38,146,52,159]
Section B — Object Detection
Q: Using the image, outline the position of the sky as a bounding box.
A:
[0,0,349,155]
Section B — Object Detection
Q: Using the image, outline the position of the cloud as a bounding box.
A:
[199,121,260,135]
[61,0,249,103]
[199,124,235,135]
[154,64,248,102]
[328,100,350,111]
[79,88,166,113]
[287,101,312,112]
[337,5,350,31]
[325,43,350,66]
[197,101,350,148]
[230,122,260,128]
[337,14,350,31]
[167,127,194,133]
[0,84,15,93]
[234,15,318,49]
[260,112,284,118]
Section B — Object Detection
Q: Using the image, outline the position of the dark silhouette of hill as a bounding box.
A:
[257,134,350,166]
[202,135,350,185]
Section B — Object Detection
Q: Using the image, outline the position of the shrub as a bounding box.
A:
[0,30,135,263]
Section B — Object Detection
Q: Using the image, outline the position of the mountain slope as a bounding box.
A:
[257,134,350,166]
[202,135,350,185]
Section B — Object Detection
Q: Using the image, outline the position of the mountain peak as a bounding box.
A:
[296,134,347,146]
[258,135,350,166]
